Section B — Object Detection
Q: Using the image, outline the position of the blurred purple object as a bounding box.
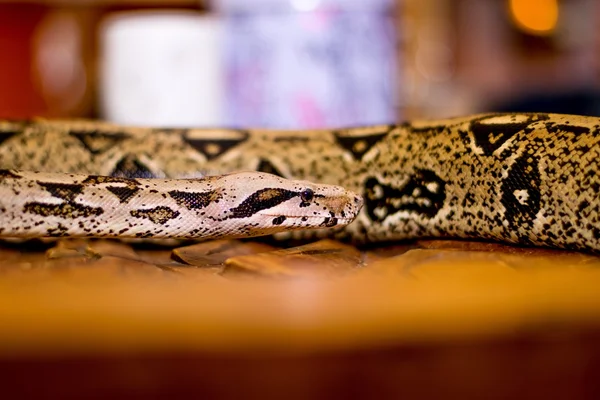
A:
[214,0,397,129]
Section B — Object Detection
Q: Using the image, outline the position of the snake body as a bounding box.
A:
[0,112,599,251]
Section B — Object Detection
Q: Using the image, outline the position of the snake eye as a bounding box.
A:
[300,188,314,202]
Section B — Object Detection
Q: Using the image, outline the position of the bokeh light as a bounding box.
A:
[508,0,559,35]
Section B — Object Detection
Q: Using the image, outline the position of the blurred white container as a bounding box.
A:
[99,11,223,127]
[213,0,397,129]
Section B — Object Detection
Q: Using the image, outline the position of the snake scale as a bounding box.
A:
[0,112,599,251]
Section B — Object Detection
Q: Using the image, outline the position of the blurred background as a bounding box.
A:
[0,0,598,128]
[2,2,600,398]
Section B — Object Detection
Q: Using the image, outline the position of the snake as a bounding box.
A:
[0,112,598,251]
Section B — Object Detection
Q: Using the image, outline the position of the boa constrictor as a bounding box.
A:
[0,112,598,251]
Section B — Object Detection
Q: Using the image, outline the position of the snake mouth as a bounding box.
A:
[261,213,355,228]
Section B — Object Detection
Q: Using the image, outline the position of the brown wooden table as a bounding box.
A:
[1,238,600,399]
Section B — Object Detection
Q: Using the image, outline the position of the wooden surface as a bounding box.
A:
[2,238,600,398]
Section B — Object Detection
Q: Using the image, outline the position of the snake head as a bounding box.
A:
[221,172,363,237]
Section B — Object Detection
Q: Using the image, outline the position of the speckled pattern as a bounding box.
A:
[0,170,362,240]
[0,113,598,250]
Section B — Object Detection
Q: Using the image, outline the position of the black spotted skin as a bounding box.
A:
[183,129,249,161]
[24,201,104,219]
[168,189,219,210]
[106,186,141,203]
[0,113,600,251]
[333,127,391,160]
[37,181,84,201]
[69,130,130,154]
[130,206,180,225]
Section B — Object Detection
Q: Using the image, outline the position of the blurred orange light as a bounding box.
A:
[508,0,559,35]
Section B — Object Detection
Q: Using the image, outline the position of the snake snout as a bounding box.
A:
[353,195,364,210]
